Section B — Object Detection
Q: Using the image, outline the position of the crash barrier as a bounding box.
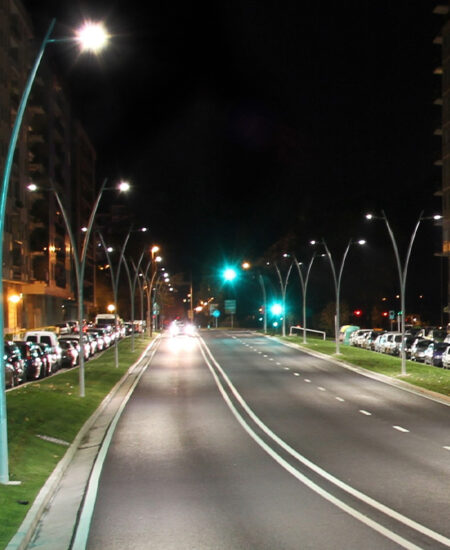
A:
[289,326,327,340]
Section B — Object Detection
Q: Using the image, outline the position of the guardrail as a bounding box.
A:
[289,326,327,340]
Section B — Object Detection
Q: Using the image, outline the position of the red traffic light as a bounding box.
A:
[353,309,362,317]
[382,311,389,317]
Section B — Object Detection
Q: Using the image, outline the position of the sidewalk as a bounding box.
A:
[6,338,158,550]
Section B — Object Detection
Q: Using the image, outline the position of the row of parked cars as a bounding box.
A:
[4,322,126,389]
[349,327,450,368]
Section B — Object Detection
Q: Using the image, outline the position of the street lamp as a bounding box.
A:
[273,259,294,337]
[98,231,134,368]
[28,179,129,390]
[312,238,366,354]
[365,211,442,375]
[0,17,109,484]
[292,252,321,344]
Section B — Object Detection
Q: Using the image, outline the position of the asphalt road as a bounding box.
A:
[85,331,450,550]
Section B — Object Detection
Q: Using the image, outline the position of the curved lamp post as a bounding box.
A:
[98,230,135,368]
[312,239,366,354]
[292,252,318,343]
[122,247,146,352]
[366,211,442,375]
[0,19,108,484]
[273,258,294,337]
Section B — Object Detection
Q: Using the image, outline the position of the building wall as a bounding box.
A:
[1,0,97,332]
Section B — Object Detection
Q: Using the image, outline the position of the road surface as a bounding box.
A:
[84,330,450,549]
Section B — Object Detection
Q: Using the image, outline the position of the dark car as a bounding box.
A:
[424,342,449,367]
[4,341,26,386]
[59,340,78,368]
[14,340,43,380]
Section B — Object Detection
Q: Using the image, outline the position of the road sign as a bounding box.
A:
[225,299,236,314]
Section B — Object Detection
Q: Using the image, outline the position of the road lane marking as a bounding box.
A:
[393,426,410,433]
[444,446,450,451]
[293,372,300,377]
[304,378,311,383]
[318,386,326,392]
[284,367,290,371]
[336,397,345,402]
[359,410,372,416]
[199,337,450,549]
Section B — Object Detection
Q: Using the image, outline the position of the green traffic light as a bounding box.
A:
[223,268,237,281]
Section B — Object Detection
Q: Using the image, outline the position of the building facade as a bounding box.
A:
[0,0,97,334]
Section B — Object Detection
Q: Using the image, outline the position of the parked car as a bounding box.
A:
[387,333,403,356]
[363,330,385,351]
[3,342,26,386]
[59,340,78,368]
[59,335,92,360]
[350,329,371,347]
[410,339,431,362]
[25,331,62,370]
[55,322,72,335]
[441,346,450,369]
[35,342,57,375]
[14,340,43,380]
[423,342,449,367]
[403,335,417,359]
[86,329,105,352]
[4,357,17,388]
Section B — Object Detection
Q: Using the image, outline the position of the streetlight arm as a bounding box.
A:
[80,178,108,268]
[381,210,404,292]
[403,212,424,290]
[0,19,56,484]
[322,240,338,295]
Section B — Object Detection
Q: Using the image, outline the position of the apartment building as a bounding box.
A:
[0,0,97,333]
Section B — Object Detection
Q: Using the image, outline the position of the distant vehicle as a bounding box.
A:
[349,329,371,347]
[55,322,71,335]
[95,314,117,329]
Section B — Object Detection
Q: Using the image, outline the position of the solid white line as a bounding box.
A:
[393,426,410,433]
[199,341,423,550]
[199,337,450,549]
[72,342,160,550]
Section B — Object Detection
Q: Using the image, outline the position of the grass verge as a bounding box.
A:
[281,336,450,397]
[0,336,153,550]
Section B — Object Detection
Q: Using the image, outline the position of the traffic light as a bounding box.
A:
[382,311,389,318]
[270,303,283,316]
[223,267,237,282]
[353,309,362,317]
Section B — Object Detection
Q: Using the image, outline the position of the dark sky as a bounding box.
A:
[23,1,445,318]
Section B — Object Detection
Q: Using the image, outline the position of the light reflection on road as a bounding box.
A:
[168,335,197,354]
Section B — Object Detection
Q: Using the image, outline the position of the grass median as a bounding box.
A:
[281,335,450,397]
[0,335,154,550]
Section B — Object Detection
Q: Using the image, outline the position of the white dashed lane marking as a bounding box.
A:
[393,426,409,433]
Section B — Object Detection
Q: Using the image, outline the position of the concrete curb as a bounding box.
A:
[269,335,450,407]
[6,337,159,550]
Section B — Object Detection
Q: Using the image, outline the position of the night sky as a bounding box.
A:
[23,1,445,322]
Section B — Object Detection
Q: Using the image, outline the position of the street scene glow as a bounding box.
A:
[76,22,108,53]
